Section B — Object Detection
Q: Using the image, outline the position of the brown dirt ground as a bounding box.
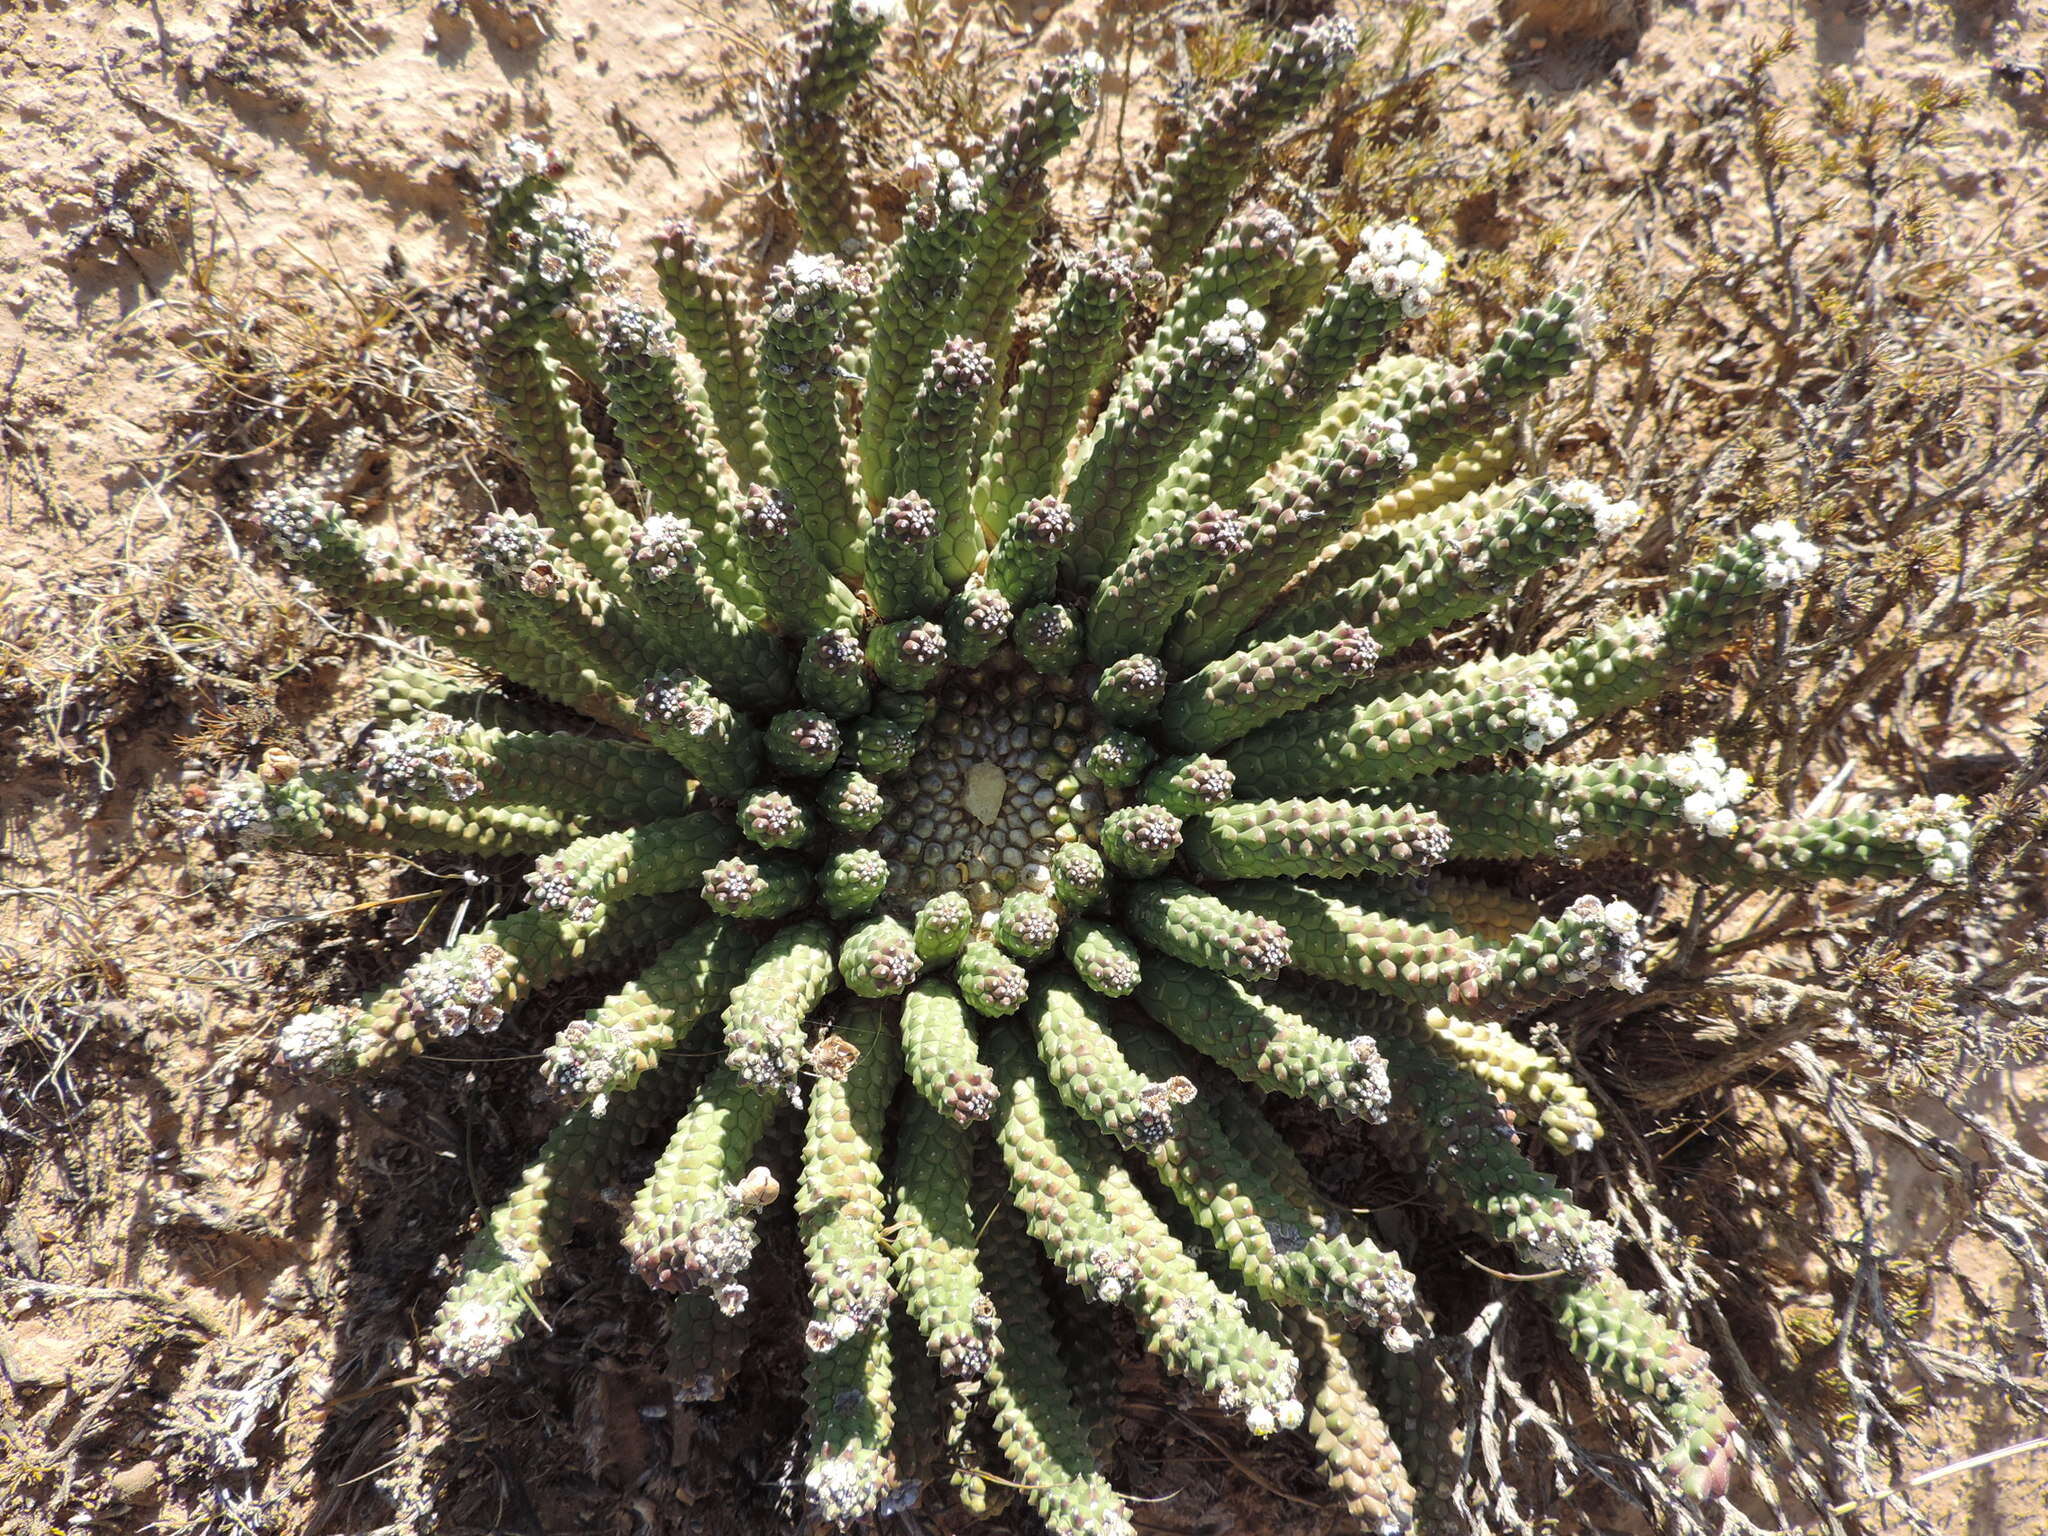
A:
[3,1,2046,1533]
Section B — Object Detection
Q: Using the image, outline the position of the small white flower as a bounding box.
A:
[1350,223,1448,318]
[505,137,552,175]
[1552,478,1645,539]
[1749,519,1823,588]
[1600,899,1642,938]
[1518,690,1578,753]
[782,252,845,289]
[1201,310,1262,353]
[714,1282,751,1316]
[1367,418,1417,472]
[1665,739,1749,834]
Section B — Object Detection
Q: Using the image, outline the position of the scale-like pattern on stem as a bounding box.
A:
[223,10,1977,1531]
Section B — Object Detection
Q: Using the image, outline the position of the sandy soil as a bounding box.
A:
[3,0,2046,1533]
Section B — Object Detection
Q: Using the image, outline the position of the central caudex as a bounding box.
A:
[873,654,1112,911]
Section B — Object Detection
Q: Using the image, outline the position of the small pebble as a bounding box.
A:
[107,1462,160,1504]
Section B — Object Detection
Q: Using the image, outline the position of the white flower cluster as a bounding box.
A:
[1522,1214,1618,1274]
[775,251,859,310]
[540,1017,631,1110]
[1598,897,1648,992]
[1518,688,1579,753]
[504,137,556,178]
[1553,478,1645,541]
[360,715,481,802]
[470,511,553,580]
[903,146,977,213]
[529,192,621,282]
[253,484,342,557]
[599,297,671,354]
[1664,737,1753,838]
[208,775,277,845]
[278,1008,353,1074]
[1890,794,1974,884]
[400,943,509,1036]
[630,514,702,581]
[432,1296,518,1375]
[788,252,845,287]
[1527,894,1651,998]
[1207,300,1268,355]
[1556,894,1649,993]
[1360,415,1418,475]
[525,853,597,922]
[1351,223,1448,318]
[1298,14,1361,71]
[1750,519,1823,588]
[846,0,902,24]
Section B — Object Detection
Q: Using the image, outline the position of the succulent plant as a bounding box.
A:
[217,6,1978,1531]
